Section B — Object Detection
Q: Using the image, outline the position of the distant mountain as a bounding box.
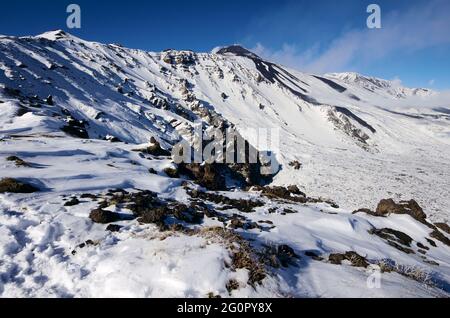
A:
[326,72,434,98]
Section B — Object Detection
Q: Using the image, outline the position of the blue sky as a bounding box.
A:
[1,0,449,89]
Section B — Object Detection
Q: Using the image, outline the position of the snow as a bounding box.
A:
[0,32,449,298]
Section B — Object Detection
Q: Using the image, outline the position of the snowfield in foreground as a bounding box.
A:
[0,31,449,297]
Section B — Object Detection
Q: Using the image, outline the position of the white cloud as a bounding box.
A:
[253,0,450,76]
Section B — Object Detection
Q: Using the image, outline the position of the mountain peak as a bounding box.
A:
[33,30,83,42]
[215,45,261,60]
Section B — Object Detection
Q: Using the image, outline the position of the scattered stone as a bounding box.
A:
[423,259,439,266]
[0,178,38,193]
[329,253,345,265]
[286,185,304,195]
[329,251,369,267]
[288,160,302,170]
[89,208,121,224]
[179,163,226,191]
[104,135,121,143]
[64,197,80,206]
[6,156,30,167]
[170,203,204,224]
[187,189,264,212]
[370,228,413,247]
[46,95,54,106]
[426,238,437,247]
[434,223,450,235]
[80,193,98,200]
[386,241,415,254]
[258,220,273,225]
[136,201,205,230]
[137,207,167,226]
[416,242,429,250]
[430,229,450,247]
[304,251,323,261]
[344,251,369,268]
[260,244,299,268]
[148,168,158,174]
[376,199,427,223]
[71,239,97,255]
[163,166,179,178]
[61,117,89,139]
[253,185,307,203]
[226,279,240,293]
[145,137,171,156]
[106,224,123,232]
[352,208,379,216]
[229,217,259,230]
[232,246,266,285]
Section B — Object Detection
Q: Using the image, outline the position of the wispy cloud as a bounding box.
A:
[252,0,450,75]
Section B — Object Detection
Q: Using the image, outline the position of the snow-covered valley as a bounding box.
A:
[0,30,449,297]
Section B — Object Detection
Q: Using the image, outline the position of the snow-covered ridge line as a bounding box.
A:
[326,71,434,98]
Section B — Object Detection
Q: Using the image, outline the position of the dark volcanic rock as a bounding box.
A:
[344,251,369,268]
[0,178,38,193]
[430,230,450,247]
[370,228,413,247]
[106,224,123,232]
[64,197,80,206]
[187,189,264,212]
[46,95,54,106]
[180,163,226,191]
[145,137,171,156]
[434,223,450,235]
[352,208,379,216]
[163,167,179,178]
[329,253,345,265]
[370,227,415,254]
[375,199,427,223]
[260,244,299,268]
[288,161,302,170]
[329,251,369,267]
[254,185,307,203]
[61,116,89,139]
[89,208,121,224]
[6,156,30,167]
[137,207,167,225]
[304,251,323,261]
[426,238,437,247]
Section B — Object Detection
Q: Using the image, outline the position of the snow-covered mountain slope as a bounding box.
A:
[1,30,450,297]
[1,31,448,219]
[326,72,434,99]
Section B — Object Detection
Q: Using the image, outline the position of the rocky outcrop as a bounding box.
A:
[0,178,38,193]
[89,208,122,224]
[328,251,369,268]
[376,199,427,223]
[61,116,89,139]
